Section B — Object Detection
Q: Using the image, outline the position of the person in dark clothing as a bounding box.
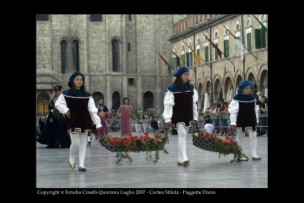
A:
[36,85,70,148]
[228,80,261,161]
[150,116,159,133]
[162,67,198,167]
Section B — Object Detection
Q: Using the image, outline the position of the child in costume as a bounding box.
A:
[228,80,261,161]
[162,67,198,167]
[55,71,102,172]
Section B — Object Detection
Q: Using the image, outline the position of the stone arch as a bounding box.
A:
[204,77,212,94]
[60,39,68,74]
[36,74,61,92]
[248,72,258,96]
[234,73,243,94]
[203,78,212,107]
[143,91,154,109]
[258,65,268,96]
[213,74,223,104]
[197,82,204,110]
[92,92,104,106]
[59,37,70,45]
[223,76,233,102]
[245,67,255,80]
[111,36,121,72]
[37,91,50,116]
[112,91,121,111]
[71,37,80,72]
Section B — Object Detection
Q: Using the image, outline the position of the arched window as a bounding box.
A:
[37,91,50,116]
[112,39,120,72]
[61,40,68,74]
[259,15,263,21]
[215,30,218,38]
[112,92,120,110]
[247,17,252,26]
[225,26,229,35]
[143,91,154,109]
[236,20,240,30]
[204,34,208,40]
[72,40,80,71]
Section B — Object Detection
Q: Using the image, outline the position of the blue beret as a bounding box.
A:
[68,71,85,88]
[173,67,189,77]
[238,80,254,93]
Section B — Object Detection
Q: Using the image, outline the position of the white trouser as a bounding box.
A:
[176,123,190,163]
[236,127,258,157]
[69,130,88,168]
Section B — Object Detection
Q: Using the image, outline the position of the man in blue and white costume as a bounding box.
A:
[228,80,261,161]
[162,67,198,167]
[56,71,102,172]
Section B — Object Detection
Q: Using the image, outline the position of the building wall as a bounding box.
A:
[36,14,268,116]
[36,14,178,116]
[169,14,268,109]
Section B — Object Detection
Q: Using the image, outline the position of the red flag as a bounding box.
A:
[223,25,237,39]
[171,51,181,67]
[205,36,223,59]
[158,52,172,76]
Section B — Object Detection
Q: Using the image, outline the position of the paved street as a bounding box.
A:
[36,133,267,188]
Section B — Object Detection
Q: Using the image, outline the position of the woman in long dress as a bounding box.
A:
[37,85,70,148]
[117,97,133,136]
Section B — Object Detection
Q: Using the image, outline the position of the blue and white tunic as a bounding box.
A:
[162,83,198,127]
[228,94,259,131]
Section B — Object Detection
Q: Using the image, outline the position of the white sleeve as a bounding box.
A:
[55,94,69,114]
[162,90,174,123]
[193,88,199,121]
[228,99,239,125]
[255,102,259,124]
[88,97,102,128]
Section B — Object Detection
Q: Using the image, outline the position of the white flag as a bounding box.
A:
[236,39,244,61]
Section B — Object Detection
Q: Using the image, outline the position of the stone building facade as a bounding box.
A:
[36,14,268,116]
[36,14,186,116]
[169,14,268,109]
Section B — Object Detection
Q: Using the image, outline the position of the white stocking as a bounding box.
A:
[69,132,80,165]
[248,128,258,157]
[236,127,245,147]
[176,123,189,162]
[78,132,88,168]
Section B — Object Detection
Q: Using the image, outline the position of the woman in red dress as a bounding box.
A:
[117,97,133,136]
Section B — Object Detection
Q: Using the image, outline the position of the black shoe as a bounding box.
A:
[183,160,190,167]
[251,156,262,160]
[240,154,249,161]
[79,167,86,172]
[177,161,183,166]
